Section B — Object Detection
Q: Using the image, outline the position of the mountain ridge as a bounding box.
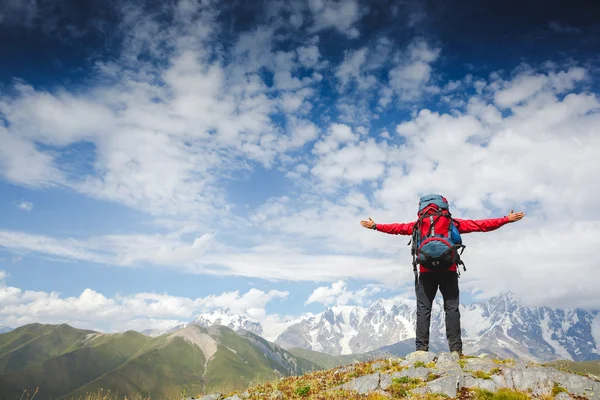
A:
[0,322,320,400]
[148,292,600,362]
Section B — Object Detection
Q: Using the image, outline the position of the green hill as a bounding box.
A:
[0,323,321,400]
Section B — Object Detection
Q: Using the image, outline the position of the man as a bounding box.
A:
[360,195,525,355]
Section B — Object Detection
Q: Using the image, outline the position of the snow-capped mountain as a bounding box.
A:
[141,324,186,337]
[191,308,263,335]
[136,293,600,362]
[0,325,13,334]
[140,308,263,337]
[274,293,600,362]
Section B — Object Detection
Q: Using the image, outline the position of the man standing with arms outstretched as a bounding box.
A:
[360,194,525,355]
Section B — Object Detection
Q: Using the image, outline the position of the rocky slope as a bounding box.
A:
[190,351,600,400]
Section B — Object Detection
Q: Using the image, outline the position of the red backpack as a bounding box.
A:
[409,194,466,273]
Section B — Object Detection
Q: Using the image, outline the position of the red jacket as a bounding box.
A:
[375,216,510,272]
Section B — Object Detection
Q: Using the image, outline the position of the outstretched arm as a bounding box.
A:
[360,217,415,235]
[454,210,525,233]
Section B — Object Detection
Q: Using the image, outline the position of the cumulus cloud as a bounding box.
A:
[307,0,365,38]
[387,38,441,102]
[305,280,383,306]
[18,200,33,211]
[0,269,288,332]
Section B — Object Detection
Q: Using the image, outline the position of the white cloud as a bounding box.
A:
[305,280,382,306]
[0,269,289,332]
[335,47,369,89]
[307,0,365,38]
[297,44,323,69]
[493,67,587,108]
[387,38,441,102]
[18,200,33,211]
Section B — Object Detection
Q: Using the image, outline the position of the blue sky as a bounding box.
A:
[1,0,600,335]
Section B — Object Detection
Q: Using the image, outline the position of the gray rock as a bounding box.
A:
[424,375,461,398]
[405,350,437,364]
[464,375,497,392]
[240,392,250,399]
[379,374,393,390]
[392,367,432,381]
[436,352,462,373]
[336,372,381,395]
[503,366,600,399]
[462,358,501,373]
[436,352,459,366]
[555,392,572,400]
[198,394,222,400]
[270,390,284,399]
[223,396,240,400]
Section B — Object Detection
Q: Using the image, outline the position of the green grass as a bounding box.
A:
[552,382,567,396]
[0,324,97,374]
[472,388,530,400]
[472,370,493,380]
[387,377,423,398]
[294,383,310,397]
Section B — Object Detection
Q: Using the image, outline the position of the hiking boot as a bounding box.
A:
[451,350,463,358]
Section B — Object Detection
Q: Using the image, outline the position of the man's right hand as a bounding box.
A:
[360,217,376,229]
[507,210,525,222]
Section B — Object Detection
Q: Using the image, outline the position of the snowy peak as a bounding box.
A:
[274,294,600,362]
[0,325,13,334]
[192,308,263,335]
[141,324,185,337]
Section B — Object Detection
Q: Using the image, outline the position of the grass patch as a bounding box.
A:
[493,359,516,366]
[471,370,493,380]
[459,359,467,369]
[387,376,423,398]
[471,388,530,400]
[552,382,567,396]
[427,372,441,381]
[294,383,310,397]
[414,361,427,368]
[426,361,437,369]
[489,367,502,375]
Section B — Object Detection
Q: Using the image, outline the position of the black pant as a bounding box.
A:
[415,271,462,353]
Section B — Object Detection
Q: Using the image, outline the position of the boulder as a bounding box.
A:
[405,350,437,364]
[392,367,432,381]
[336,372,381,395]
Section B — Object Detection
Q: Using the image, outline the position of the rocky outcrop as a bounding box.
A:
[335,351,600,399]
[188,351,600,399]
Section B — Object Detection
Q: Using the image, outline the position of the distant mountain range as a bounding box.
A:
[149,292,600,363]
[273,292,600,362]
[0,323,319,400]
